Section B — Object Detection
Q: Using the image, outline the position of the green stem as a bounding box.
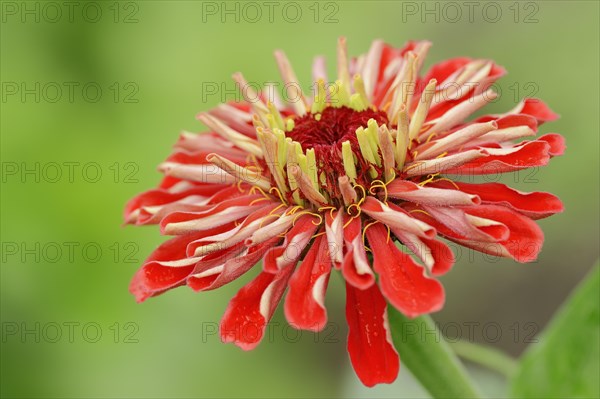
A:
[387,307,483,399]
[449,340,518,378]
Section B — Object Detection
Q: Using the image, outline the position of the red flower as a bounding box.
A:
[125,38,564,386]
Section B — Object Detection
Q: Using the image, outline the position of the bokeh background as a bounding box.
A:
[1,1,598,397]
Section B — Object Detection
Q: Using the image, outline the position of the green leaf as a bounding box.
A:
[387,309,483,398]
[510,263,600,398]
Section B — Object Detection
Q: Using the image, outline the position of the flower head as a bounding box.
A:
[125,38,564,386]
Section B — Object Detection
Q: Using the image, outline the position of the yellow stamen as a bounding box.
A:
[269,186,288,204]
[269,203,287,217]
[286,118,295,132]
[305,148,319,190]
[362,220,380,246]
[369,179,389,205]
[433,177,460,190]
[356,127,380,166]
[352,74,369,106]
[312,231,327,239]
[353,183,367,206]
[292,211,323,226]
[418,173,440,187]
[311,79,327,114]
[249,197,271,206]
[425,132,437,143]
[267,101,285,130]
[345,204,362,221]
[409,208,433,217]
[286,205,304,215]
[318,206,337,220]
[258,213,284,229]
[349,93,367,111]
[341,141,357,182]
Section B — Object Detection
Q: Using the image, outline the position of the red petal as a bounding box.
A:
[459,205,544,263]
[518,98,559,123]
[418,205,508,242]
[220,266,295,350]
[422,57,472,88]
[393,229,455,276]
[262,214,319,273]
[424,59,505,120]
[324,209,345,267]
[410,204,544,263]
[422,237,454,275]
[342,216,375,289]
[373,41,424,105]
[284,236,332,331]
[346,282,399,387]
[187,237,280,291]
[123,184,225,224]
[538,133,566,156]
[431,181,564,220]
[129,232,207,302]
[159,194,263,235]
[185,202,281,257]
[474,113,539,132]
[445,140,551,175]
[366,224,445,317]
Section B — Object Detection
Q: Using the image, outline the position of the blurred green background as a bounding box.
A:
[1,1,598,397]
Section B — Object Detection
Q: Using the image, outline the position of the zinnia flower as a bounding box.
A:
[125,38,565,386]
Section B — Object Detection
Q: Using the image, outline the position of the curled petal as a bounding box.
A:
[123,184,223,225]
[342,216,375,289]
[134,185,248,227]
[187,237,280,292]
[129,231,211,302]
[422,89,498,138]
[444,140,551,175]
[263,213,320,273]
[538,133,566,156]
[245,212,295,246]
[325,208,345,266]
[386,180,480,206]
[403,149,488,177]
[409,204,544,263]
[421,57,472,93]
[160,195,263,235]
[175,132,248,161]
[158,162,236,185]
[392,229,454,276]
[362,197,436,238]
[474,113,539,132]
[430,181,564,220]
[414,121,497,160]
[345,282,399,387]
[423,60,505,120]
[186,202,281,257]
[509,98,559,123]
[421,205,509,242]
[207,103,256,137]
[458,205,544,262]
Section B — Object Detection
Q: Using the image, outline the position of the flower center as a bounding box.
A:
[283,106,390,207]
[288,106,389,150]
